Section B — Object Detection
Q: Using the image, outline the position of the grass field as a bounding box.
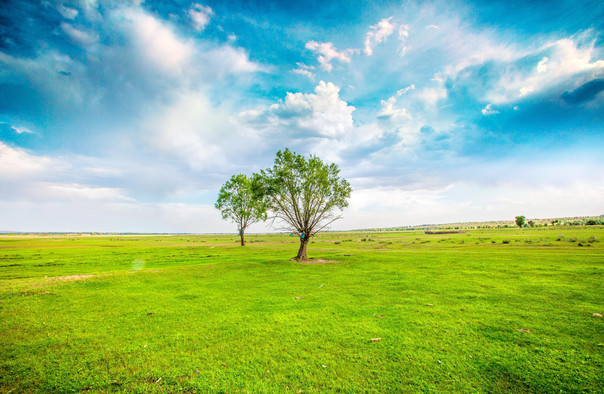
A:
[1,227,603,392]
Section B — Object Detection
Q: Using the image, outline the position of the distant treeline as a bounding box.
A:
[425,230,466,234]
[351,214,604,232]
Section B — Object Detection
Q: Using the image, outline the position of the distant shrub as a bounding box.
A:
[491,240,496,244]
[502,239,510,244]
[588,236,599,243]
[334,241,341,245]
[556,235,565,241]
[569,236,578,242]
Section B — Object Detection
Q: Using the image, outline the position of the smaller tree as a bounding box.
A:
[215,174,268,246]
[527,220,535,227]
[515,215,526,228]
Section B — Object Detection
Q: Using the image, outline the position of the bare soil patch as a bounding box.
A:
[297,259,341,264]
[47,274,95,282]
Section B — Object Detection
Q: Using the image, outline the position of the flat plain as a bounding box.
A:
[1,227,603,392]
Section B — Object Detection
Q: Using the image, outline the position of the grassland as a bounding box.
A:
[1,227,603,392]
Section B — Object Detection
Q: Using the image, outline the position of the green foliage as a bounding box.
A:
[215,174,269,244]
[258,149,352,259]
[515,215,526,228]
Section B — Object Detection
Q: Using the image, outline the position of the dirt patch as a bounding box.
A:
[297,259,341,264]
[47,274,95,282]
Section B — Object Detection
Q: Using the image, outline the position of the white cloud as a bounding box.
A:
[537,56,549,73]
[305,41,354,71]
[397,24,410,56]
[0,201,240,233]
[206,45,265,74]
[378,97,411,120]
[189,3,213,31]
[292,68,315,79]
[481,104,499,115]
[8,125,34,134]
[292,63,315,80]
[57,5,79,20]
[111,7,193,73]
[143,93,230,171]
[416,86,447,107]
[0,142,59,180]
[0,142,133,204]
[519,86,534,96]
[397,84,415,95]
[240,81,355,139]
[60,23,99,47]
[364,17,395,56]
[42,183,134,202]
[484,35,604,104]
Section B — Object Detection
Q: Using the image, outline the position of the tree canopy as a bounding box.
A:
[215,174,268,246]
[515,215,526,228]
[258,149,352,260]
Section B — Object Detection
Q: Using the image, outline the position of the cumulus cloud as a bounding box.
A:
[188,3,213,31]
[481,104,499,115]
[378,97,411,120]
[537,56,549,73]
[240,81,355,139]
[305,41,355,71]
[365,17,395,56]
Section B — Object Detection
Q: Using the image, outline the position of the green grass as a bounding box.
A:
[1,227,603,392]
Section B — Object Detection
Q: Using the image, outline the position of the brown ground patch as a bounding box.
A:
[47,274,95,282]
[297,259,341,264]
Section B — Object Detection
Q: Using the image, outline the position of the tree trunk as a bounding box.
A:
[296,238,308,260]
[240,232,245,246]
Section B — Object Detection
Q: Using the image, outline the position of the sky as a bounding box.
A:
[0,0,603,233]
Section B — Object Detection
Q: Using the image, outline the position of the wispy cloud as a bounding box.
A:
[305,41,355,71]
[365,17,395,55]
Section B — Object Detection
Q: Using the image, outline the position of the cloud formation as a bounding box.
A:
[365,18,395,55]
[189,3,214,31]
[305,41,355,71]
[0,0,603,232]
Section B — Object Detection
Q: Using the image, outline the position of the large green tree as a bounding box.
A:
[215,174,268,246]
[258,149,352,261]
[515,215,526,228]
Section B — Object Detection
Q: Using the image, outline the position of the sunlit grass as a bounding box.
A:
[1,227,603,392]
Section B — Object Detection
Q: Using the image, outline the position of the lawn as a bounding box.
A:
[1,227,603,392]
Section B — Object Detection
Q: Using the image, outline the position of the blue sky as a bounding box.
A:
[1,0,603,232]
